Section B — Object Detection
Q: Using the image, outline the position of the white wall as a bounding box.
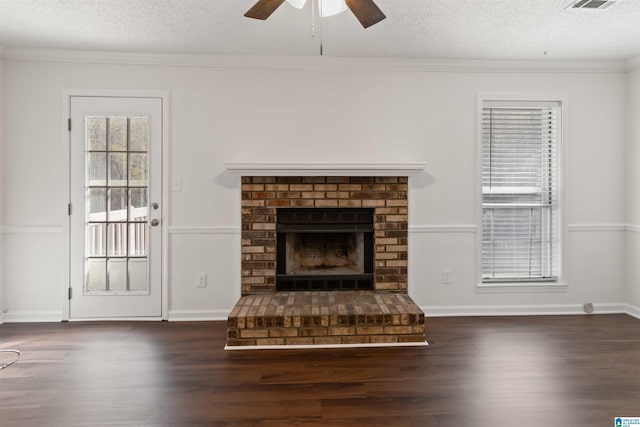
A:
[0,52,629,321]
[625,64,640,316]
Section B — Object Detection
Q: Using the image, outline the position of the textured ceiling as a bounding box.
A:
[0,0,639,60]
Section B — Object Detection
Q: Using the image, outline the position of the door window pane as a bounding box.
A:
[129,153,148,187]
[88,153,106,186]
[129,117,149,152]
[88,188,107,222]
[87,259,106,291]
[129,259,148,291]
[108,153,128,186]
[87,223,106,257]
[108,188,128,222]
[129,188,148,222]
[108,117,127,151]
[108,259,127,291]
[129,223,147,256]
[87,116,106,151]
[107,223,127,257]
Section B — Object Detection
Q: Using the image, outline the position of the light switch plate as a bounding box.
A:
[172,177,182,192]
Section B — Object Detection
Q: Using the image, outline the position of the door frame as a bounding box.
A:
[61,89,170,321]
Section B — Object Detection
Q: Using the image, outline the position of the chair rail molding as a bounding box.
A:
[567,224,627,232]
[167,226,241,235]
[409,225,477,234]
[0,225,64,234]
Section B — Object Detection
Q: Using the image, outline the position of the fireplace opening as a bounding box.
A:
[287,232,364,275]
[277,208,374,291]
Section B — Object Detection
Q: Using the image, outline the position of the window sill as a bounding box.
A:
[476,282,568,293]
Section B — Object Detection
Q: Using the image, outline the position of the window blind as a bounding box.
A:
[481,101,561,282]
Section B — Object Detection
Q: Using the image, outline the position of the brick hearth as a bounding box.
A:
[227,291,425,347]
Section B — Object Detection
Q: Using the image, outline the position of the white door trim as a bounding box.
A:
[61,89,170,321]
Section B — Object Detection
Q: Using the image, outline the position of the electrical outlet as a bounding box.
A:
[196,272,207,288]
[442,269,453,284]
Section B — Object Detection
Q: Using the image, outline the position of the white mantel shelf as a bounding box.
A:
[224,162,426,177]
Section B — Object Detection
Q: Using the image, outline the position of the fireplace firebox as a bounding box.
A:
[276,208,374,291]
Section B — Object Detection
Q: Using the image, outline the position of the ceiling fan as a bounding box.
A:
[244,0,386,29]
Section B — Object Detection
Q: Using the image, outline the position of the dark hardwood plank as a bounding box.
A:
[1,315,639,426]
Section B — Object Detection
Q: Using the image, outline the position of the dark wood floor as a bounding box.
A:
[1,315,639,426]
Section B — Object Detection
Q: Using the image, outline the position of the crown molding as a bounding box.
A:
[0,46,630,74]
[224,162,426,177]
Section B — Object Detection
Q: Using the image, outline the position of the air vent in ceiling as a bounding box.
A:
[568,0,620,9]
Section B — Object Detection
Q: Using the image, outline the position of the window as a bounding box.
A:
[481,100,561,283]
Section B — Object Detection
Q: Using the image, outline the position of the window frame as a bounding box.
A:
[475,94,568,292]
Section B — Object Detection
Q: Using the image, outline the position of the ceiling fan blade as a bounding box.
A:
[244,0,287,20]
[345,0,386,28]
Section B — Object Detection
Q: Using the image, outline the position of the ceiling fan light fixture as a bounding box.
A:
[246,0,386,28]
[319,0,349,17]
[286,0,348,16]
[286,0,307,9]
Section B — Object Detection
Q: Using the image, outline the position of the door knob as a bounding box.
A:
[149,219,160,227]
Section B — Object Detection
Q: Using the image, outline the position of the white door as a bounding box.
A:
[69,96,163,319]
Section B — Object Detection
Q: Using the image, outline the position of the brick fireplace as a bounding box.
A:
[226,172,425,349]
[241,176,409,294]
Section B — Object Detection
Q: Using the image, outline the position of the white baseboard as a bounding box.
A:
[421,303,626,317]
[2,306,635,323]
[168,309,230,321]
[68,317,162,322]
[625,304,640,320]
[3,311,63,323]
[1,310,230,322]
[170,304,633,321]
